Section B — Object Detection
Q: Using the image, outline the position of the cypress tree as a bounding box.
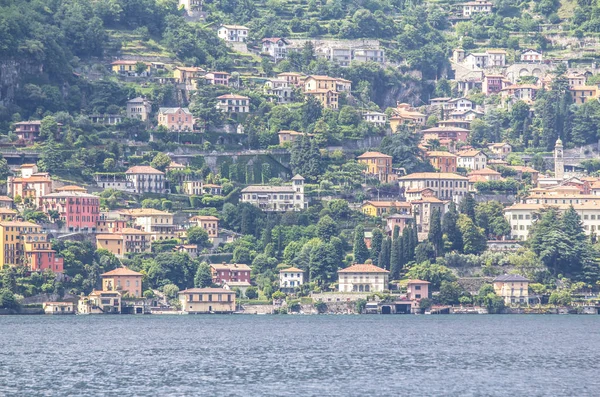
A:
[370,228,384,266]
[353,225,369,263]
[459,193,477,221]
[442,202,463,252]
[390,234,403,280]
[401,227,411,268]
[378,237,391,270]
[428,209,444,256]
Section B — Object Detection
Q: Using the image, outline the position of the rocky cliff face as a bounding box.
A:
[0,59,44,107]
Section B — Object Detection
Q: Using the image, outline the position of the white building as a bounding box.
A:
[125,166,167,194]
[398,173,469,203]
[461,0,493,17]
[520,49,542,63]
[338,264,389,292]
[279,267,304,293]
[217,25,249,42]
[362,111,387,127]
[264,79,294,104]
[262,38,289,60]
[216,94,250,113]
[240,175,306,212]
[457,150,488,171]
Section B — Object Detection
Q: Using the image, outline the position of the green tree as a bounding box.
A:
[353,225,369,264]
[245,286,258,299]
[370,228,384,266]
[378,237,391,270]
[150,152,171,171]
[194,262,213,288]
[459,193,476,221]
[406,261,456,290]
[428,209,444,256]
[458,214,487,255]
[186,227,212,249]
[442,202,463,252]
[316,215,338,241]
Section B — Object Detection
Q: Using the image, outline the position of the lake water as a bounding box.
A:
[0,315,599,396]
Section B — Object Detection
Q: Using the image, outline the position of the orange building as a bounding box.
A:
[189,215,219,239]
[357,151,394,183]
[426,151,458,173]
[101,267,143,298]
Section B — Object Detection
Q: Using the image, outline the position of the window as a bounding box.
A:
[415,285,421,290]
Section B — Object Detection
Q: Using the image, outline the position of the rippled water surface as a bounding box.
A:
[1,315,599,396]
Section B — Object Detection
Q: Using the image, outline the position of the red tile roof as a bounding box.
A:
[338,264,389,273]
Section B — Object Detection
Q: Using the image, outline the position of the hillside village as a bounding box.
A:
[3,0,600,315]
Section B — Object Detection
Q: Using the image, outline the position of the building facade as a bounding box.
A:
[179,288,236,313]
[125,166,167,194]
[338,264,389,292]
[241,175,305,211]
[157,107,194,131]
[399,173,469,203]
[211,263,251,284]
[279,267,304,293]
[493,274,529,305]
[101,267,143,298]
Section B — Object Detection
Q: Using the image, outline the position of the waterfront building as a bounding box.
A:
[101,267,143,298]
[279,267,305,293]
[338,264,389,292]
[178,288,236,313]
[211,263,251,285]
[493,274,530,305]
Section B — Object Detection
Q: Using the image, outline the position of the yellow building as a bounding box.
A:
[189,215,219,239]
[178,288,236,313]
[96,228,152,258]
[110,60,150,74]
[0,221,41,266]
[304,90,339,109]
[361,201,411,217]
[569,86,598,104]
[493,274,529,305]
[0,208,16,221]
[78,290,122,314]
[357,151,394,183]
[118,209,175,241]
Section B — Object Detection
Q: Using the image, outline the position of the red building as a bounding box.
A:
[210,263,252,284]
[41,187,100,231]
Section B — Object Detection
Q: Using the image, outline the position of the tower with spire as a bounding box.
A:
[554,137,564,180]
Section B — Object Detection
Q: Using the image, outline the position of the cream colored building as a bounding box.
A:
[493,274,529,305]
[189,215,219,239]
[398,173,469,203]
[504,202,600,240]
[217,25,249,42]
[118,208,175,241]
[338,264,389,292]
[96,228,153,258]
[179,288,236,313]
[127,97,152,122]
[241,175,305,211]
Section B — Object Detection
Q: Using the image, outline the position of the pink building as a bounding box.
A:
[157,107,194,131]
[482,74,507,95]
[204,72,230,86]
[386,214,413,237]
[407,279,430,306]
[41,187,100,231]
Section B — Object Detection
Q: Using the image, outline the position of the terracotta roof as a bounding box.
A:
[0,221,40,227]
[55,185,87,192]
[457,150,486,157]
[468,168,500,176]
[422,126,470,133]
[179,287,236,294]
[96,234,123,240]
[43,191,98,199]
[102,267,142,277]
[217,94,249,100]
[362,201,410,208]
[338,264,389,274]
[357,151,392,159]
[211,263,252,271]
[118,208,172,216]
[125,165,164,175]
[190,215,219,221]
[468,175,488,183]
[399,172,468,180]
[10,177,52,183]
[508,165,538,173]
[280,266,304,273]
[412,197,445,204]
[407,279,431,284]
[120,228,153,235]
[0,208,16,214]
[426,151,457,158]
